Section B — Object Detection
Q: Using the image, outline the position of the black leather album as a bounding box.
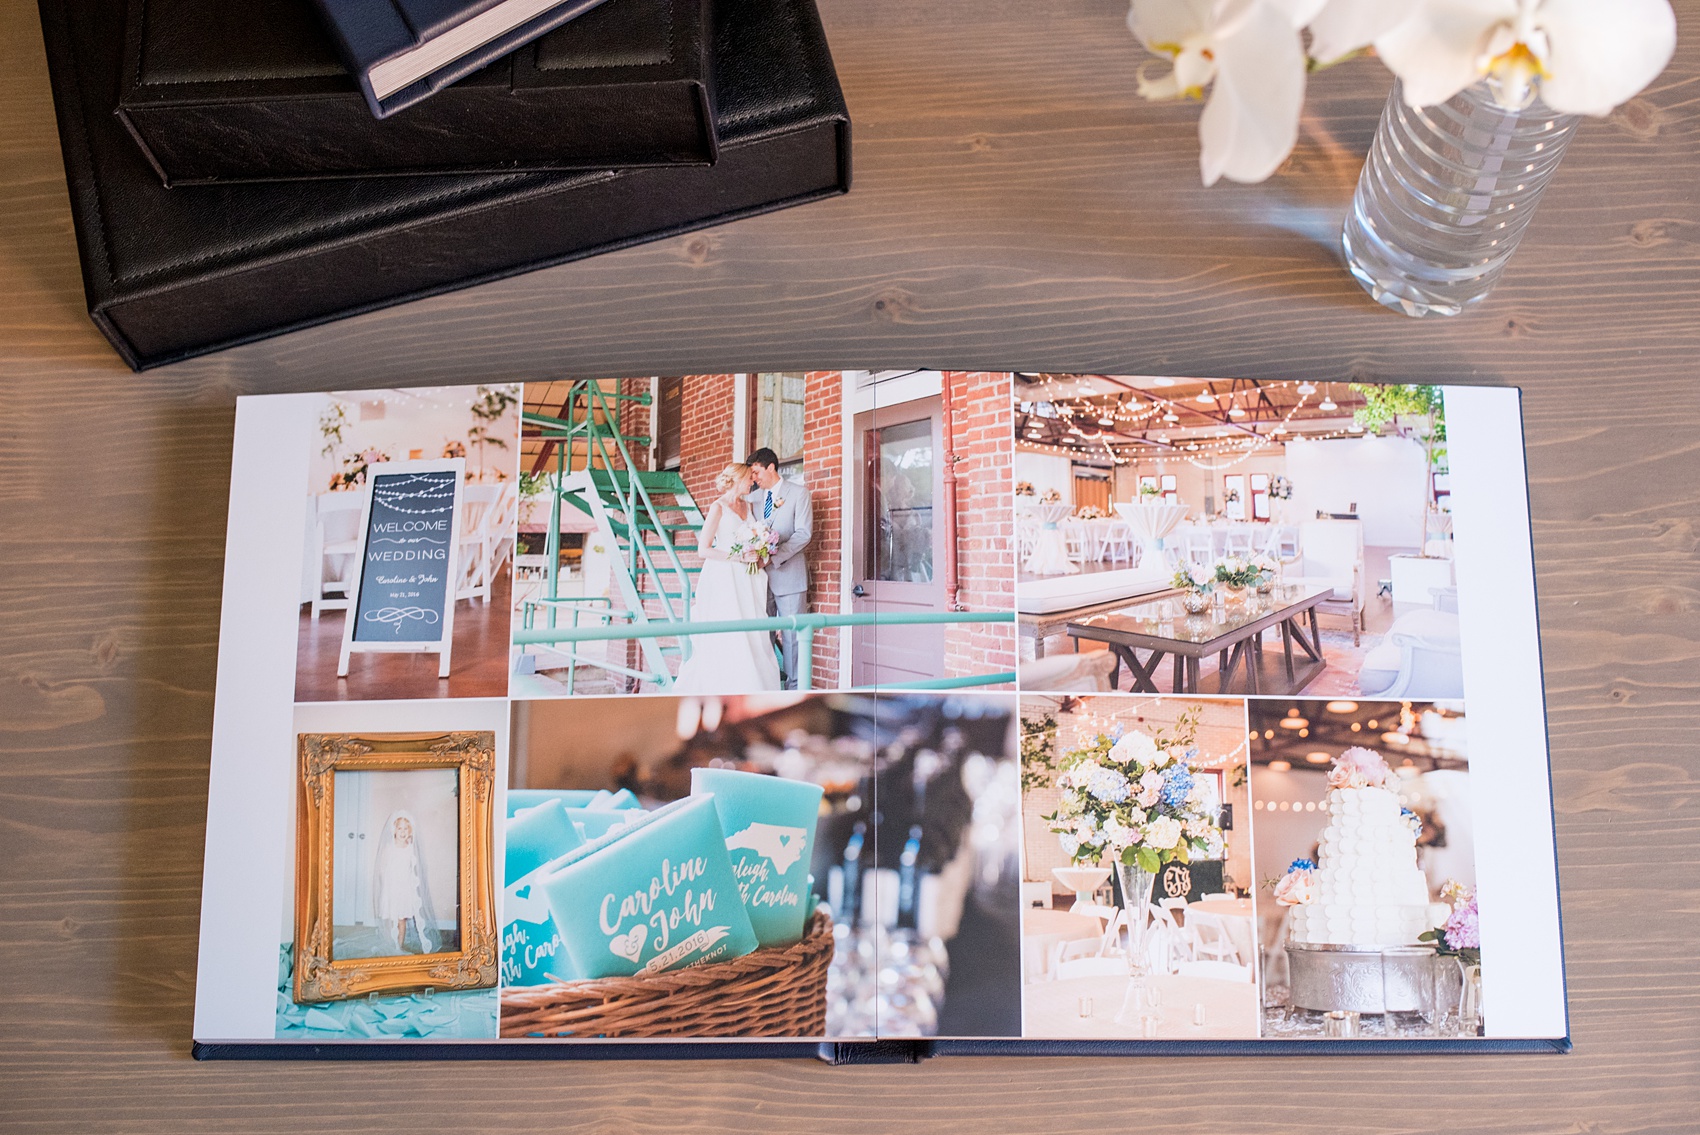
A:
[39,0,850,370]
[117,0,717,184]
[309,0,608,119]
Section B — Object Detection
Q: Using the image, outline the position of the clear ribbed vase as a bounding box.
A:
[1342,78,1580,317]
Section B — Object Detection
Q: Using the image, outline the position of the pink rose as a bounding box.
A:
[1328,746,1390,790]
[1273,868,1314,906]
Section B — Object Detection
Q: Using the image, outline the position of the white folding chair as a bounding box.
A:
[1222,527,1256,557]
[310,491,367,620]
[1179,528,1214,570]
[1152,900,1196,966]
[1102,521,1134,563]
[1186,910,1243,966]
[1062,520,1092,562]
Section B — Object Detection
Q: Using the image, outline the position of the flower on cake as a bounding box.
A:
[1273,858,1317,906]
[1328,745,1393,790]
[1044,709,1220,874]
[1400,806,1423,836]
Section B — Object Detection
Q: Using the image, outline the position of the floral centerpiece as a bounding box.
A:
[1269,476,1293,501]
[330,447,391,491]
[727,521,779,576]
[1210,557,1278,598]
[1172,560,1213,613]
[1043,715,1221,973]
[1421,880,1481,968]
[1040,488,1063,504]
[1045,719,1219,875]
[1015,481,1036,497]
[1075,505,1106,520]
[1138,483,1162,501]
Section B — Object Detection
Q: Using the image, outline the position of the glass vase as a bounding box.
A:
[1342,78,1580,317]
[1117,862,1156,978]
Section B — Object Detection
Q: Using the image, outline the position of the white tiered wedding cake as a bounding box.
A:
[1275,747,1445,946]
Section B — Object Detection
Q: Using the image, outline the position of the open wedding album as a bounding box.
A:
[194,373,1569,1058]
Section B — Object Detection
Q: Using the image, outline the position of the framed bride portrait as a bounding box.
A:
[292,731,498,1004]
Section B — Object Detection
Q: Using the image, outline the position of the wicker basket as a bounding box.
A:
[500,909,834,1038]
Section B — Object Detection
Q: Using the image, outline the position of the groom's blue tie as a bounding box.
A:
[763,490,773,520]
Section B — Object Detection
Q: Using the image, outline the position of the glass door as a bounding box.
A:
[851,397,945,686]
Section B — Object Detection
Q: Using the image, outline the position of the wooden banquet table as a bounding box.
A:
[1067,584,1333,695]
[3,0,1699,1131]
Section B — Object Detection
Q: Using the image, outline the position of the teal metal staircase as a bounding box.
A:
[522,382,704,690]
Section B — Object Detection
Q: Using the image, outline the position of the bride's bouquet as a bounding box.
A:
[727,521,779,575]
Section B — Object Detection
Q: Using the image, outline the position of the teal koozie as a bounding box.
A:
[690,768,824,947]
[503,853,578,987]
[540,795,757,979]
[506,788,600,818]
[587,788,643,811]
[505,800,583,886]
[566,807,640,840]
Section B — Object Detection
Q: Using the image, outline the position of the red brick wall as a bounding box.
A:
[941,372,1017,681]
[618,377,651,472]
[677,375,740,511]
[800,372,844,689]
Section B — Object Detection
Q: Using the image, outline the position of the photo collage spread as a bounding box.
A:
[196,373,1567,1050]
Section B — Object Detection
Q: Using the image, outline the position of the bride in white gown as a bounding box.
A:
[673,463,783,694]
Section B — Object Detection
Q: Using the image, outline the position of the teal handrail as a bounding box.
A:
[514,610,1017,690]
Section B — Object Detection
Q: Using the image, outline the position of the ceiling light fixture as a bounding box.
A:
[1268,760,1292,772]
[1297,382,1316,395]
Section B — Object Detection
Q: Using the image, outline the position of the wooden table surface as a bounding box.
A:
[3,0,1697,1129]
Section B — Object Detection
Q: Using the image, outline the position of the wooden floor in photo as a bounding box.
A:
[294,568,513,701]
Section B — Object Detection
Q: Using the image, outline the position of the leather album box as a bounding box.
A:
[41,0,849,370]
[117,0,718,184]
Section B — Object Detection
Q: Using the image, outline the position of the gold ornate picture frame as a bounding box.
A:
[293,731,497,1004]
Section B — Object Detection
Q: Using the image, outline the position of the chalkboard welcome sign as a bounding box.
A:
[337,459,465,678]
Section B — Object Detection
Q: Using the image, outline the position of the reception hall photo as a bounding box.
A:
[1017,694,1257,1040]
[1249,699,1480,1040]
[508,373,1016,698]
[1014,375,1461,702]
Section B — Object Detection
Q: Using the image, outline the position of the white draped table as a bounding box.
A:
[1023,972,1259,1039]
[1114,501,1188,563]
[1022,503,1078,576]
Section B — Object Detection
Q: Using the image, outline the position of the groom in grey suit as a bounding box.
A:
[746,448,813,690]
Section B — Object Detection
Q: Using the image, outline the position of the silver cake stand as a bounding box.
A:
[1286,942,1437,1013]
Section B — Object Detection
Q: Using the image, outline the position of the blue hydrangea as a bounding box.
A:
[1289,857,1315,872]
[1159,765,1194,809]
[1086,766,1131,804]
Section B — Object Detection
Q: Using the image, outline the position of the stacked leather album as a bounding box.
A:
[39,0,851,369]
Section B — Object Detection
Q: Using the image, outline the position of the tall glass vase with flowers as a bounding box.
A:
[1044,709,1222,988]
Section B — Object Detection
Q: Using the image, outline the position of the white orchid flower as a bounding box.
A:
[1305,0,1409,65]
[1377,0,1677,115]
[1128,0,1321,185]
